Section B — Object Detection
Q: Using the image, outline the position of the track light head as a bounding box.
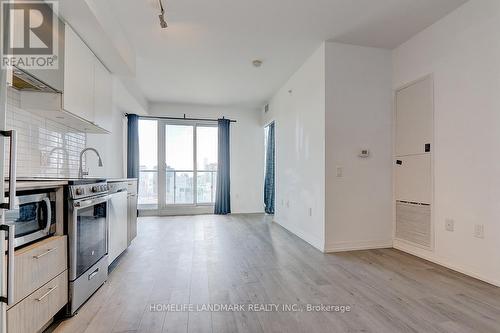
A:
[159,13,168,28]
[158,0,167,29]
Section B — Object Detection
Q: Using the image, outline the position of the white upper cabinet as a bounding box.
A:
[93,59,113,133]
[395,76,433,156]
[63,24,113,133]
[64,24,95,123]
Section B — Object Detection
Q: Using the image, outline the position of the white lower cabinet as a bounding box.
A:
[108,191,128,264]
[6,236,68,333]
[7,271,68,333]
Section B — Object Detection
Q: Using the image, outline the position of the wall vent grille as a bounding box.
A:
[396,201,431,248]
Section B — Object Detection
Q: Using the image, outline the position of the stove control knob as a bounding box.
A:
[75,188,83,195]
[92,186,98,192]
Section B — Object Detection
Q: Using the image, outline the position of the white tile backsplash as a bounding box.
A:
[4,88,87,178]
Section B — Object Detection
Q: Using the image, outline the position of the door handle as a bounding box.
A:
[1,130,17,210]
[42,197,52,233]
[0,224,15,305]
[88,268,99,280]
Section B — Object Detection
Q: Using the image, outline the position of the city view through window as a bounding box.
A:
[138,119,218,209]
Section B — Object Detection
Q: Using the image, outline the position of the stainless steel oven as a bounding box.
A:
[4,191,56,248]
[67,180,109,315]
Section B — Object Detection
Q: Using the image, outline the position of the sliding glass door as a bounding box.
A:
[138,119,217,212]
[165,124,194,204]
[138,120,158,209]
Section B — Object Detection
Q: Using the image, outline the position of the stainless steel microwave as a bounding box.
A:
[4,191,56,248]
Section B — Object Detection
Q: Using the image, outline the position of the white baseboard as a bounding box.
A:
[273,220,325,252]
[393,241,500,287]
[324,239,393,253]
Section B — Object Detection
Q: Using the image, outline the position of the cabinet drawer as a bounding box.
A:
[7,270,68,333]
[13,236,67,305]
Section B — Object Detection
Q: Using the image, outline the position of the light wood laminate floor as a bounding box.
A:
[50,214,500,333]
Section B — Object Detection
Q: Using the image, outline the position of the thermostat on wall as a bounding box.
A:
[359,149,370,158]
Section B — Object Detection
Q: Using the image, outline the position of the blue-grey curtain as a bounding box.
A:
[264,122,275,214]
[127,114,140,179]
[215,119,231,215]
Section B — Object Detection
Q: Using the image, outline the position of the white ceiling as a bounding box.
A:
[107,0,467,107]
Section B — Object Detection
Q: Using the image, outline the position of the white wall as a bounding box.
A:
[87,77,147,178]
[324,42,393,252]
[148,102,264,214]
[263,44,326,251]
[392,0,500,286]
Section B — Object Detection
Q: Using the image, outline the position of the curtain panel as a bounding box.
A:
[214,119,231,215]
[127,114,140,179]
[264,122,275,214]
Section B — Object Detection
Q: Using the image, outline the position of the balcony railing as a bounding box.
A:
[139,170,216,208]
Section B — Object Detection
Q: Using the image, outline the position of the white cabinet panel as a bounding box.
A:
[108,191,128,264]
[395,77,433,156]
[63,25,95,123]
[93,60,112,133]
[395,154,431,204]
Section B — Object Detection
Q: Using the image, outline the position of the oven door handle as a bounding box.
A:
[42,197,52,233]
[73,195,109,209]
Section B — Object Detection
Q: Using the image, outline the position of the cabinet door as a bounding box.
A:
[108,192,128,264]
[93,60,113,133]
[63,25,95,123]
[127,194,138,245]
[395,76,433,156]
[395,154,431,204]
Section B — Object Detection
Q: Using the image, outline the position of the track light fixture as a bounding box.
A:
[158,0,168,28]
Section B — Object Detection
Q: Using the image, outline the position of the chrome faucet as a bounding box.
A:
[79,147,103,178]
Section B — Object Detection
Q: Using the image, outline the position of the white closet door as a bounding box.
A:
[395,154,432,204]
[395,76,433,156]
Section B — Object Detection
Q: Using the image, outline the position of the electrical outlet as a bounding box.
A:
[445,219,454,232]
[474,224,485,239]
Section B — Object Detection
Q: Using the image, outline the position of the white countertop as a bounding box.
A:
[107,178,138,183]
[4,180,68,191]
[4,177,137,192]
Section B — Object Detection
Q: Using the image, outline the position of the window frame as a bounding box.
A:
[139,118,217,213]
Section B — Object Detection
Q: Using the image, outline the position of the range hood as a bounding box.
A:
[7,1,65,94]
[10,66,61,93]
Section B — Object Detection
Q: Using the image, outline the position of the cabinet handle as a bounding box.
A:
[0,224,15,305]
[36,286,58,301]
[33,248,57,259]
[0,130,17,210]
